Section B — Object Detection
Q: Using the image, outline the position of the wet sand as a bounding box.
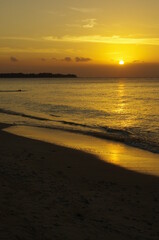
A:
[5,125,159,176]
[0,123,159,240]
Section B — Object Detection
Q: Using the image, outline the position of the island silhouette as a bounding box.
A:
[0,73,77,78]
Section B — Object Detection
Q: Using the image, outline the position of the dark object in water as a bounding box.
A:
[0,89,24,93]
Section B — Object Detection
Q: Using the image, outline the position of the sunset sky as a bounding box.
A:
[0,0,159,77]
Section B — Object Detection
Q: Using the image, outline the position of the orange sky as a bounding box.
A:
[0,0,159,77]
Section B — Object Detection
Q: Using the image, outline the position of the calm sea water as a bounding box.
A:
[0,78,159,153]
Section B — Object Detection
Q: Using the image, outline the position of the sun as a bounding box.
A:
[119,60,124,65]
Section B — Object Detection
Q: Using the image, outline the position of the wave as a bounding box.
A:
[0,107,158,154]
[98,127,159,154]
[47,104,111,117]
[53,119,94,129]
[28,121,159,154]
[101,126,131,136]
[0,108,52,121]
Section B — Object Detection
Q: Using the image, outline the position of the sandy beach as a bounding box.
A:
[0,123,159,240]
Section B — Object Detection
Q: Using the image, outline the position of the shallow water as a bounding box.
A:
[0,77,159,153]
[4,126,159,176]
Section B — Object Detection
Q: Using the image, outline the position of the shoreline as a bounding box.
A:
[4,124,159,177]
[0,123,159,239]
[0,105,158,155]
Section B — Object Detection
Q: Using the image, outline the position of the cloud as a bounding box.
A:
[51,56,91,62]
[63,57,72,62]
[43,35,159,45]
[133,60,145,63]
[82,19,97,28]
[51,57,72,62]
[0,46,59,54]
[52,57,58,61]
[75,57,92,62]
[2,35,159,46]
[10,56,18,62]
[41,58,46,61]
[0,36,38,41]
[66,19,97,29]
[69,7,95,13]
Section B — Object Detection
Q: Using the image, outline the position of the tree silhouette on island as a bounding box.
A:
[0,73,77,78]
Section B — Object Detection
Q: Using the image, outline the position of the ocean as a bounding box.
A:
[0,77,159,154]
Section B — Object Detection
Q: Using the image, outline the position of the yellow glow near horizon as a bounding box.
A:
[119,60,125,65]
[1,1,159,76]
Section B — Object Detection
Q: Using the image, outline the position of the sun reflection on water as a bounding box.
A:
[116,82,126,114]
